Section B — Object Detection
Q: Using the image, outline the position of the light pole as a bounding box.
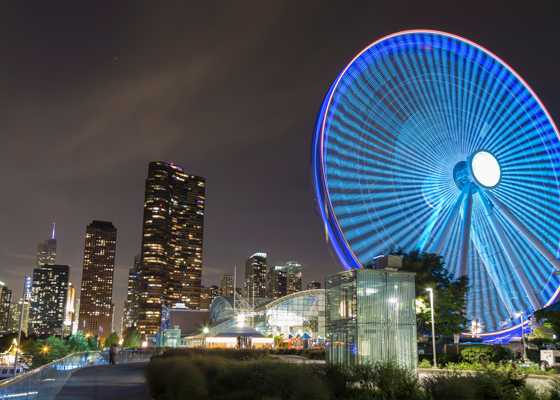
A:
[517,312,526,360]
[427,288,437,368]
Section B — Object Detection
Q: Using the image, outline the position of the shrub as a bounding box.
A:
[461,344,510,363]
[502,346,516,361]
[526,349,540,363]
[419,354,459,366]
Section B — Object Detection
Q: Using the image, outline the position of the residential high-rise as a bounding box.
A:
[220,274,234,297]
[245,253,267,298]
[0,283,11,333]
[78,220,117,339]
[36,224,57,267]
[286,261,302,295]
[122,254,141,332]
[137,162,206,336]
[266,266,287,299]
[307,281,321,290]
[29,264,69,335]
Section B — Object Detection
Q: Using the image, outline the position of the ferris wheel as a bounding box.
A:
[312,30,560,333]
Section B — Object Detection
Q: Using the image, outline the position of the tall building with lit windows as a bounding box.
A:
[78,220,117,340]
[36,223,57,267]
[137,162,205,336]
[220,274,234,297]
[286,261,302,295]
[245,253,267,298]
[29,264,69,335]
[122,254,141,332]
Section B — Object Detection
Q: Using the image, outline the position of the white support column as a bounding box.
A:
[433,185,468,254]
[457,184,473,278]
[486,191,560,272]
[478,192,541,310]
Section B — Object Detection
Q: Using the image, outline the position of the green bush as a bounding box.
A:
[461,345,510,363]
[502,346,516,361]
[419,354,460,365]
[526,349,540,363]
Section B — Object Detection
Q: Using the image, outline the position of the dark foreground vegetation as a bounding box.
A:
[145,349,560,400]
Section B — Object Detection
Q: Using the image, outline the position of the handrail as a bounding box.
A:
[0,349,162,400]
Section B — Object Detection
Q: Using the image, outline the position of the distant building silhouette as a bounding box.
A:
[8,299,29,335]
[137,162,206,336]
[245,253,267,298]
[307,281,321,290]
[36,223,57,267]
[122,254,141,332]
[286,261,302,295]
[78,220,117,340]
[200,285,220,310]
[0,283,11,333]
[266,266,287,299]
[220,274,234,297]
[29,264,69,335]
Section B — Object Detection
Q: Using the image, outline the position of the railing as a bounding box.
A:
[0,349,162,400]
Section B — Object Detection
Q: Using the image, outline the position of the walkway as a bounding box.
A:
[55,362,149,400]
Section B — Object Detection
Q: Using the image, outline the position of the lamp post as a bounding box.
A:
[517,312,526,360]
[427,288,437,368]
[203,327,209,348]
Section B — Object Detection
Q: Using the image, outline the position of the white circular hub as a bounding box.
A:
[470,150,501,189]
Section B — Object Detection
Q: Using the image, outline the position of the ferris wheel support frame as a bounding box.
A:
[486,192,560,273]
[433,185,468,254]
[458,184,474,278]
[478,192,541,310]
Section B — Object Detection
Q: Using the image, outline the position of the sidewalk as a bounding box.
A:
[55,362,148,400]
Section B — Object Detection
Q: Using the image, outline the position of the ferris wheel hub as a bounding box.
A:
[469,149,502,189]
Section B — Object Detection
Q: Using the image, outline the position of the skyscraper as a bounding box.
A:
[200,285,220,310]
[220,274,234,297]
[245,253,267,298]
[36,223,57,267]
[286,261,302,295]
[29,264,69,335]
[307,281,321,290]
[137,162,206,336]
[122,254,141,332]
[78,220,117,339]
[0,282,11,333]
[8,300,29,335]
[266,266,287,299]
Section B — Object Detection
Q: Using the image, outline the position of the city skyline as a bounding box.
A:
[1,2,560,334]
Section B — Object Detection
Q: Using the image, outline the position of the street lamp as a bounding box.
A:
[517,312,527,360]
[203,327,209,348]
[427,288,437,368]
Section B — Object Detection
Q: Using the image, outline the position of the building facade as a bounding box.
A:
[286,261,302,295]
[245,253,267,298]
[325,268,417,369]
[0,283,11,333]
[122,254,141,332]
[137,162,206,336]
[307,281,321,290]
[8,300,29,335]
[266,266,287,299]
[78,220,117,340]
[36,224,57,267]
[220,274,234,297]
[200,285,221,310]
[29,264,70,335]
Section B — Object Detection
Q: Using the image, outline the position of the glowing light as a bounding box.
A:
[470,150,501,189]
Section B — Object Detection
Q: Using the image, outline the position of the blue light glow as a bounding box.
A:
[312,30,560,334]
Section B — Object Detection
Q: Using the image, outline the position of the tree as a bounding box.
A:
[122,328,141,348]
[67,330,90,353]
[87,335,99,350]
[394,250,470,340]
[21,336,69,369]
[103,332,120,348]
[535,309,560,339]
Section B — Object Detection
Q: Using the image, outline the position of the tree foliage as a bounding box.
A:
[123,328,141,348]
[534,309,560,339]
[21,336,69,369]
[395,250,470,340]
[103,332,120,348]
[67,330,96,353]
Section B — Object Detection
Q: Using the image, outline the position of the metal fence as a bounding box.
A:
[0,350,162,400]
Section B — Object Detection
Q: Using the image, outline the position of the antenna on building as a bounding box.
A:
[52,223,56,240]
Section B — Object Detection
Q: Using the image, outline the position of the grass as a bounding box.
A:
[145,349,560,400]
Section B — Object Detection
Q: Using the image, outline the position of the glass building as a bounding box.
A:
[326,269,417,370]
[209,289,325,342]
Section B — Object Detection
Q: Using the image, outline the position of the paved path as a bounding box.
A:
[55,362,149,400]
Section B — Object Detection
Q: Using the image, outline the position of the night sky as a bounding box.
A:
[1,1,559,334]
